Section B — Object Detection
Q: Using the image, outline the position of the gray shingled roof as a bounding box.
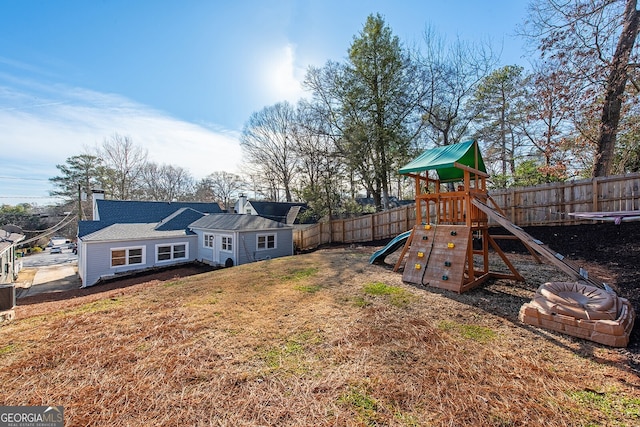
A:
[82,223,192,242]
[0,231,25,255]
[189,214,291,231]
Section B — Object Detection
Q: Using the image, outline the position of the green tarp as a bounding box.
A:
[398,140,486,182]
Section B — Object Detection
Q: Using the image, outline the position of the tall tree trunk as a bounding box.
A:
[593,0,639,177]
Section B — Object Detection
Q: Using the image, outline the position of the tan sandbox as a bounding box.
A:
[519,282,635,347]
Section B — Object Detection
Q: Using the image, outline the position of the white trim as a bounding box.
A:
[155,242,189,263]
[220,235,233,252]
[203,233,214,248]
[110,246,146,268]
[256,233,277,250]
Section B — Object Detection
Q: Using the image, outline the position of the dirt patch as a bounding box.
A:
[16,263,218,317]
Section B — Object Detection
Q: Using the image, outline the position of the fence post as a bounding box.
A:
[510,188,516,223]
[592,178,599,212]
[371,213,376,241]
[405,205,410,231]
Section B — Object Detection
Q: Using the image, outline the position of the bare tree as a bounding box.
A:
[193,179,215,202]
[196,171,246,211]
[140,163,194,201]
[418,25,498,146]
[240,102,298,201]
[99,133,148,200]
[293,101,345,218]
[519,63,578,181]
[521,0,640,177]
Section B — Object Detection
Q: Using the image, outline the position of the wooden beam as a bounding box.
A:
[453,162,490,178]
[487,235,525,282]
[460,273,492,293]
[393,228,414,272]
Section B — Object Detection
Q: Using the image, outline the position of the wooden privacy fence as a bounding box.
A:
[293,172,640,250]
[488,172,640,226]
[293,204,416,250]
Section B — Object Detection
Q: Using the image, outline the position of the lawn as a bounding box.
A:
[1,247,638,426]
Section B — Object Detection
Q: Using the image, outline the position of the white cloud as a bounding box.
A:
[0,82,244,205]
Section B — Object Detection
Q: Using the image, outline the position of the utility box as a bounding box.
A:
[0,284,16,310]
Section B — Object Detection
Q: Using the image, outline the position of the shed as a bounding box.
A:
[189,214,293,267]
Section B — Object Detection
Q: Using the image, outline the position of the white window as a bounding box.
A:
[111,247,144,267]
[221,236,232,251]
[256,233,276,250]
[204,234,214,248]
[156,242,188,263]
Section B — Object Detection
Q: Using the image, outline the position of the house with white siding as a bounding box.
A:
[234,195,309,224]
[0,229,25,285]
[77,195,293,287]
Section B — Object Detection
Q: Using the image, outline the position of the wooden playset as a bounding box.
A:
[381,140,635,347]
[393,140,524,293]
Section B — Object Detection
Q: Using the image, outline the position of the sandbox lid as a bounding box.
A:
[536,282,617,320]
[519,281,635,347]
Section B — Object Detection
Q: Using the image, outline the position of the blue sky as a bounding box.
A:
[0,0,530,206]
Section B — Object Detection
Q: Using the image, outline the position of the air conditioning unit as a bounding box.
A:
[0,285,16,310]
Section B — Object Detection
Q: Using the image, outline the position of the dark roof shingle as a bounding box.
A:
[96,200,221,223]
[247,201,308,223]
[79,200,220,238]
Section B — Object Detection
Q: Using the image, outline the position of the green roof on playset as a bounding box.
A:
[398,140,487,182]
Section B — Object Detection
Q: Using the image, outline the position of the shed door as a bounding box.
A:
[212,236,220,264]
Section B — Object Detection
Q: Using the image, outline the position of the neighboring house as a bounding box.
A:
[77,195,293,287]
[234,194,310,224]
[190,214,293,266]
[0,230,25,285]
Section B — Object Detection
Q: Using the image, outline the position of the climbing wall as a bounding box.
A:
[402,224,436,285]
[402,224,471,293]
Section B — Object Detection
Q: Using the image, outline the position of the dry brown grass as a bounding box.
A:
[1,247,638,426]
